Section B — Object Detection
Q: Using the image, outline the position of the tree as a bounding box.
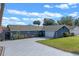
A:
[57,16,74,26]
[43,18,56,26]
[33,20,40,26]
[74,18,79,26]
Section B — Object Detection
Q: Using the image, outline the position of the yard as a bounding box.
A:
[1,38,75,56]
[37,36,79,54]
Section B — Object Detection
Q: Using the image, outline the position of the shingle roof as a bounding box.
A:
[8,25,44,31]
[44,25,68,31]
[66,26,75,29]
[7,25,68,31]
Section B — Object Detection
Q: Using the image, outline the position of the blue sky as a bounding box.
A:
[2,3,79,26]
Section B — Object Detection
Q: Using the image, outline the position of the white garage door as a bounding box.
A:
[45,31,55,38]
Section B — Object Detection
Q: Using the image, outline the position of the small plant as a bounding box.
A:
[70,33,75,36]
[63,32,70,37]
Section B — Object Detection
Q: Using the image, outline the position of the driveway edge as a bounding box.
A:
[1,46,5,56]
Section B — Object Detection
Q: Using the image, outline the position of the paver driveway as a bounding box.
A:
[0,38,77,56]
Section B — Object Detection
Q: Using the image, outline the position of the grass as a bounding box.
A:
[37,36,79,54]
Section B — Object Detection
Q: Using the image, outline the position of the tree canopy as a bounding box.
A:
[74,18,79,26]
[57,16,74,26]
[33,16,79,26]
[43,18,56,26]
[33,20,40,25]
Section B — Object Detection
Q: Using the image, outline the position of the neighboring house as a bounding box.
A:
[6,25,70,40]
[70,26,79,35]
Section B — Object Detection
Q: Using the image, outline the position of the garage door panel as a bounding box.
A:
[45,31,55,38]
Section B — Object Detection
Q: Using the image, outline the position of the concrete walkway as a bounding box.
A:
[0,38,77,56]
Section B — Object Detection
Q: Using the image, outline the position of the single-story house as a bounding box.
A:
[6,25,45,40]
[5,25,70,40]
[44,25,70,38]
[68,26,79,35]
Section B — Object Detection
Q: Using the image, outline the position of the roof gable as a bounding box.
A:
[8,25,44,31]
[7,25,68,31]
[44,25,68,31]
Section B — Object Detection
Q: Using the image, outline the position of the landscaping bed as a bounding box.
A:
[37,36,79,54]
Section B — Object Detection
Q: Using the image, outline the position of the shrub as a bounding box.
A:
[63,32,70,37]
[70,33,75,36]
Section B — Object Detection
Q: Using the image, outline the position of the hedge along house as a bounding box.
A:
[7,25,45,40]
[6,25,70,40]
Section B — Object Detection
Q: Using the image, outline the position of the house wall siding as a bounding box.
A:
[54,26,70,38]
[5,25,70,40]
[71,27,79,35]
[10,31,44,40]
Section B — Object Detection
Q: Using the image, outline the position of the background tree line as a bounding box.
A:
[33,16,79,26]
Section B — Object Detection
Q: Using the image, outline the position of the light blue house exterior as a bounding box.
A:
[5,25,70,40]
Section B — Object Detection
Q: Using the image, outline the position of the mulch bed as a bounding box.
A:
[0,46,4,56]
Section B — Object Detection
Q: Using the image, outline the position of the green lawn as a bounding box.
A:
[37,36,79,54]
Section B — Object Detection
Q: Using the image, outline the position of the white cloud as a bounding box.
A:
[29,12,40,16]
[44,4,53,8]
[68,3,78,8]
[15,22,26,25]
[2,17,44,26]
[22,18,29,21]
[2,17,9,20]
[69,12,79,17]
[7,9,41,17]
[55,4,69,9]
[44,3,77,9]
[68,3,77,5]
[22,18,44,26]
[10,17,21,22]
[43,11,63,18]
[71,5,77,8]
[7,9,28,16]
[55,3,77,9]
[7,9,63,18]
[2,17,26,26]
